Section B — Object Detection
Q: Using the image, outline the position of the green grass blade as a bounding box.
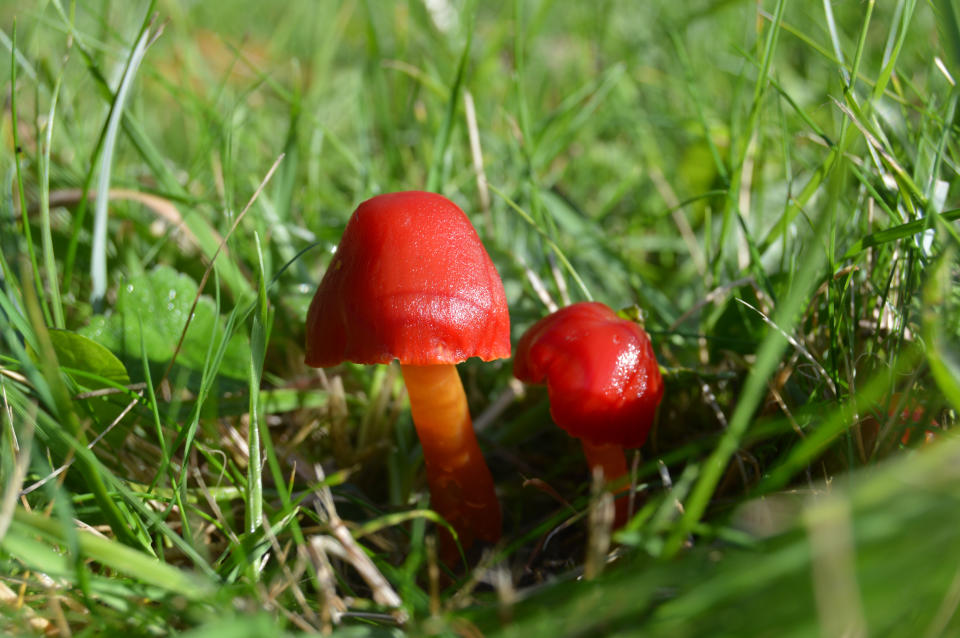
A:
[923,252,960,411]
[719,0,786,271]
[9,21,50,327]
[936,0,960,74]
[844,0,876,93]
[17,262,141,548]
[489,183,592,301]
[842,209,960,258]
[663,198,831,557]
[7,508,213,600]
[90,9,157,307]
[39,72,65,328]
[245,233,269,537]
[871,0,917,101]
[425,0,474,192]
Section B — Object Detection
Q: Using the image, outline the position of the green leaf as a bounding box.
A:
[47,329,130,385]
[79,265,251,380]
[46,329,135,447]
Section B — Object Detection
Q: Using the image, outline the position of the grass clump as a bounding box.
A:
[2,0,960,635]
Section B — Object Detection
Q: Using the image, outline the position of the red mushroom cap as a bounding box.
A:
[514,302,663,449]
[305,191,511,367]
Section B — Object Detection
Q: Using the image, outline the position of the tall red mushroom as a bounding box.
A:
[513,302,663,526]
[305,191,509,561]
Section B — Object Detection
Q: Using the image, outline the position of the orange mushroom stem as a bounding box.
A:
[401,364,501,558]
[580,439,630,527]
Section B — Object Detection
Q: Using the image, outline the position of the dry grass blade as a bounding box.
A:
[515,253,558,313]
[584,468,614,580]
[309,464,405,622]
[302,535,346,630]
[0,369,29,385]
[259,514,321,631]
[0,580,51,634]
[47,187,222,249]
[19,390,143,496]
[736,297,837,397]
[158,153,285,388]
[474,378,525,432]
[464,90,492,233]
[0,399,32,544]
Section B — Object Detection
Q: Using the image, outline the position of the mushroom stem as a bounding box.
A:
[579,440,630,527]
[400,364,501,561]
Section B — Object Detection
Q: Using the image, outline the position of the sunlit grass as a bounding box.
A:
[2,0,959,635]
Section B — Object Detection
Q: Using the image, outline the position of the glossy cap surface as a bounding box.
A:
[305,191,510,367]
[514,302,663,448]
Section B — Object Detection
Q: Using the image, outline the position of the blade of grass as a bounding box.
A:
[848,0,875,93]
[821,0,850,86]
[923,251,960,411]
[7,507,212,600]
[842,208,960,258]
[91,10,158,307]
[663,188,831,557]
[489,183,592,301]
[18,260,140,547]
[425,0,474,192]
[245,232,270,537]
[872,0,917,101]
[715,0,785,277]
[0,26,36,81]
[936,0,960,74]
[38,71,65,328]
[10,21,50,327]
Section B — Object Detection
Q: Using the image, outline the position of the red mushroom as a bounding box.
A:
[305,191,509,561]
[513,302,663,526]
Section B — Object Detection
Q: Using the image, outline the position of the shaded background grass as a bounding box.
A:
[2,0,960,635]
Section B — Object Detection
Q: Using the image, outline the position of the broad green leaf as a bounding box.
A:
[79,265,250,379]
[47,329,134,447]
[47,329,130,385]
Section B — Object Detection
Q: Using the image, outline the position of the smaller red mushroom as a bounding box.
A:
[513,302,664,526]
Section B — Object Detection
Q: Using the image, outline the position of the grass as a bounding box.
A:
[2,0,960,635]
